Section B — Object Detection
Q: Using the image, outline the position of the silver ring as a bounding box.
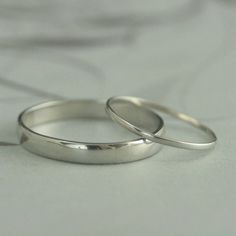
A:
[106,96,217,150]
[17,100,164,164]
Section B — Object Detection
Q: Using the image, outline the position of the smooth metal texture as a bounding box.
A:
[106,96,217,150]
[17,100,164,164]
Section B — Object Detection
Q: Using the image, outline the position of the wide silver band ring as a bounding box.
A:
[106,96,217,150]
[17,100,164,164]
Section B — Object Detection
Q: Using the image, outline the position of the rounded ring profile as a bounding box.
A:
[106,96,217,150]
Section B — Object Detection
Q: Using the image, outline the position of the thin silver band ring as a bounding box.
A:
[106,96,217,150]
[17,100,164,164]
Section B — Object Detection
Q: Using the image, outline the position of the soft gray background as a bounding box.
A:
[0,0,235,235]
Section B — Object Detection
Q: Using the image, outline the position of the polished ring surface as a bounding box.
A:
[17,100,164,164]
[106,96,217,150]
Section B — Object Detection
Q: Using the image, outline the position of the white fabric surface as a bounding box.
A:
[0,0,235,235]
